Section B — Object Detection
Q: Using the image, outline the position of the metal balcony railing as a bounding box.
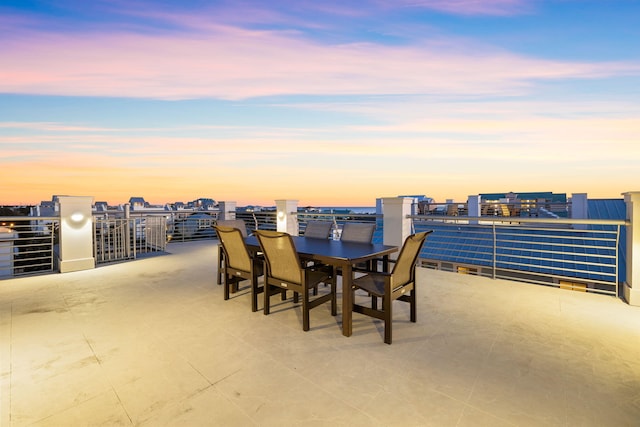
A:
[94,216,167,264]
[0,216,58,278]
[411,215,627,296]
[165,212,218,242]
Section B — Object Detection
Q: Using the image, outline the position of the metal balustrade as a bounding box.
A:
[0,216,58,278]
[235,211,277,234]
[411,215,627,296]
[94,216,168,264]
[166,212,218,242]
[0,206,632,301]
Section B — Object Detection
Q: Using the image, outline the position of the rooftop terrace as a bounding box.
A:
[1,240,639,426]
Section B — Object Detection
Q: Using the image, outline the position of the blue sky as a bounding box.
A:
[1,0,639,206]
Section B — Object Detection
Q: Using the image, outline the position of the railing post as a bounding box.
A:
[124,203,131,257]
[58,196,95,273]
[0,226,17,278]
[382,197,413,249]
[623,191,640,306]
[276,199,298,235]
[218,201,236,220]
[571,193,588,230]
[468,195,481,224]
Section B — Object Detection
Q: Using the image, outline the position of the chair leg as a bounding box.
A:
[264,282,271,315]
[223,274,230,301]
[217,248,224,285]
[410,289,416,323]
[383,296,392,345]
[330,275,337,316]
[302,287,310,331]
[251,271,258,313]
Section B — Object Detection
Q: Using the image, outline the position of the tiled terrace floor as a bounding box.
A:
[1,240,639,426]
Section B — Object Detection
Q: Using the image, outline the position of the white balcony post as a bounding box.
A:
[623,191,640,306]
[218,201,236,220]
[58,196,95,273]
[276,199,298,235]
[0,227,18,278]
[468,195,481,224]
[123,203,131,257]
[382,197,413,250]
[571,193,588,230]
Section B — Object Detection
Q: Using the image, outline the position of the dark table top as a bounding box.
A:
[245,235,397,264]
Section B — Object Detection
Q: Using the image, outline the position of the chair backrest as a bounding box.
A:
[215,225,252,271]
[391,231,431,287]
[216,219,248,237]
[303,220,333,239]
[256,230,303,284]
[340,222,375,243]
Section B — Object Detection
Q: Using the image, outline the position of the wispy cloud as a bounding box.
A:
[1,22,638,101]
[388,0,533,16]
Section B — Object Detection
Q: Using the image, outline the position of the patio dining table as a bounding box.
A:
[245,235,398,337]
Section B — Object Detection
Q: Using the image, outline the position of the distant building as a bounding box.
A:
[479,191,568,218]
[94,202,109,212]
[189,198,217,210]
[129,197,147,210]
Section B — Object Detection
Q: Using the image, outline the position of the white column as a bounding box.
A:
[467,195,481,224]
[571,193,588,230]
[276,199,298,235]
[218,201,236,220]
[123,203,131,257]
[382,197,413,249]
[623,191,640,306]
[58,196,95,273]
[0,227,17,278]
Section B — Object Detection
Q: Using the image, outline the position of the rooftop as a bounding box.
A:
[1,240,639,426]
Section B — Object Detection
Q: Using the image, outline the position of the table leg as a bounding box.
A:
[342,262,353,337]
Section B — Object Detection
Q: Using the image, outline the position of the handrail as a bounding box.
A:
[410,214,626,296]
[408,215,628,226]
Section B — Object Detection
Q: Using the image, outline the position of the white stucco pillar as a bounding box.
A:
[382,197,413,249]
[571,193,589,230]
[623,191,640,306]
[58,196,95,273]
[467,195,481,224]
[0,227,17,278]
[276,199,298,235]
[218,201,237,220]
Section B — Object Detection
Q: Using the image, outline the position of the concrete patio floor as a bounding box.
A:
[1,240,639,426]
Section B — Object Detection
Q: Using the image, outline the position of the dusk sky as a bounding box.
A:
[1,0,639,207]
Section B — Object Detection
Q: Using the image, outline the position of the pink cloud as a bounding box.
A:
[386,0,532,16]
[1,23,637,101]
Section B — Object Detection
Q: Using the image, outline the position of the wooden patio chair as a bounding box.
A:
[302,220,333,239]
[215,224,268,312]
[216,219,249,285]
[340,222,375,243]
[340,222,377,270]
[256,230,337,331]
[350,231,432,344]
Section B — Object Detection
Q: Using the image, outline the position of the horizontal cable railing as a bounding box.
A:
[235,211,277,234]
[0,216,58,279]
[165,212,219,242]
[419,201,571,218]
[411,215,627,296]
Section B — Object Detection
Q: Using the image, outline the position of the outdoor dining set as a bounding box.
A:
[214,219,431,344]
